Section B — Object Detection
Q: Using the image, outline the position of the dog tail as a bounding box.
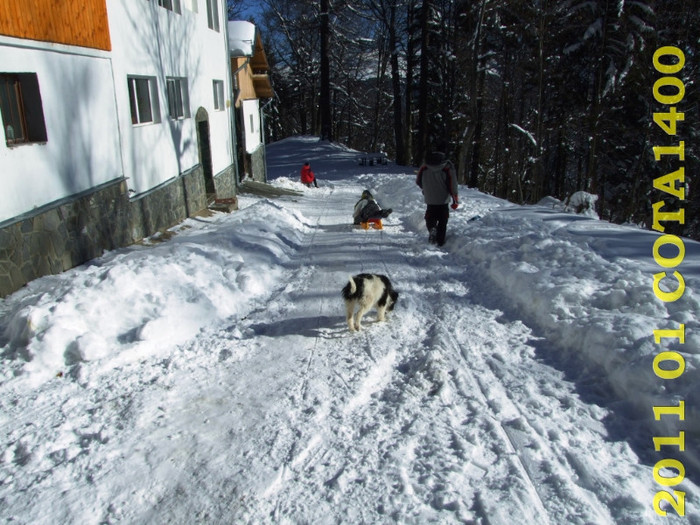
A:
[341,275,357,300]
[347,275,357,295]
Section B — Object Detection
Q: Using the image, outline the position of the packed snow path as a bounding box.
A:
[1,137,698,523]
[214,181,643,524]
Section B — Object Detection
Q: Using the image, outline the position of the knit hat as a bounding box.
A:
[426,151,445,165]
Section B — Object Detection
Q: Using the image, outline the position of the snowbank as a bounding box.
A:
[373,174,700,444]
[0,198,310,387]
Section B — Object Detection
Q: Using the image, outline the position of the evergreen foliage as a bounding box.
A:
[242,0,699,239]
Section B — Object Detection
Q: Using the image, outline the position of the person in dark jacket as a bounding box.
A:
[300,162,318,187]
[353,190,393,227]
[416,151,459,246]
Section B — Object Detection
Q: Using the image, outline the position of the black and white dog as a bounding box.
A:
[341,273,399,331]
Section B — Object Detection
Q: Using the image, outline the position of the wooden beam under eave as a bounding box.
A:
[252,74,273,99]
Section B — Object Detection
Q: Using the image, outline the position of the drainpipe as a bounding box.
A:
[230,57,250,187]
[260,98,274,183]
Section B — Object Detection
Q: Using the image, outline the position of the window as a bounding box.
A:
[127,76,161,125]
[157,0,181,13]
[213,80,225,111]
[206,0,220,31]
[0,73,48,146]
[167,77,190,119]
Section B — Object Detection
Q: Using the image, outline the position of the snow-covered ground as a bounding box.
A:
[1,136,699,524]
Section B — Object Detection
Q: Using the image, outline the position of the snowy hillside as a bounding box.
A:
[1,136,698,523]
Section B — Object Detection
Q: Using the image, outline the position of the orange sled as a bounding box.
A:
[360,218,383,230]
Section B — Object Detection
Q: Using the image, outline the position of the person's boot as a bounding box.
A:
[428,227,438,244]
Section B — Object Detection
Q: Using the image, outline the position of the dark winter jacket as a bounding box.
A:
[353,189,391,224]
[416,159,459,206]
[353,198,383,224]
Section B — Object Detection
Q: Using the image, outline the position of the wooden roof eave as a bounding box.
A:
[250,34,270,71]
[252,74,274,99]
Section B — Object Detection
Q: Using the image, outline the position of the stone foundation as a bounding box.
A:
[214,164,237,199]
[0,163,237,297]
[250,147,267,182]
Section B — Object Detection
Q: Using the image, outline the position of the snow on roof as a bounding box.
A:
[228,20,256,57]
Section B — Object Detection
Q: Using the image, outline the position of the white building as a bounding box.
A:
[228,20,274,182]
[0,0,238,297]
[109,0,235,198]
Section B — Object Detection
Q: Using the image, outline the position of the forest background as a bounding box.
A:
[227,0,699,239]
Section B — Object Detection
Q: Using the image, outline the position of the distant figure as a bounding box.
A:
[416,150,459,246]
[300,162,318,188]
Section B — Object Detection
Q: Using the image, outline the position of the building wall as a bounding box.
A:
[107,0,234,197]
[0,165,210,297]
[129,165,208,240]
[214,165,237,199]
[0,40,123,224]
[0,179,131,297]
[0,0,239,297]
[250,147,266,183]
[241,98,261,154]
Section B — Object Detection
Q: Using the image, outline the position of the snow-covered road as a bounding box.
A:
[1,137,698,523]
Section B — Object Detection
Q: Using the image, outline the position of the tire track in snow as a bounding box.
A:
[324,211,539,519]
[296,185,334,405]
[429,315,616,524]
[252,185,348,503]
[240,183,408,515]
[378,217,619,523]
[245,185,479,521]
[371,240,554,521]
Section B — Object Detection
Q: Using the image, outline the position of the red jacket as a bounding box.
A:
[301,164,315,184]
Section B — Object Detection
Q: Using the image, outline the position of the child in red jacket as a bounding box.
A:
[300,162,318,187]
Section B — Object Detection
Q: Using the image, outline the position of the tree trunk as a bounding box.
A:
[587,0,610,213]
[468,69,485,188]
[416,0,431,163]
[389,3,407,165]
[319,0,332,141]
[532,0,547,202]
[459,0,486,186]
[404,2,417,164]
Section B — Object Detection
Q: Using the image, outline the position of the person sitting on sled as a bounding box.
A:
[300,162,318,188]
[353,190,393,229]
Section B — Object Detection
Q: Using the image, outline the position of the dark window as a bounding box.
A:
[206,0,220,32]
[0,73,48,146]
[157,0,181,13]
[167,77,190,119]
[128,76,160,125]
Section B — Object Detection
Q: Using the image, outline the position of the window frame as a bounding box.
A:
[127,75,161,126]
[166,77,191,120]
[213,79,225,111]
[206,0,220,32]
[157,0,181,14]
[0,72,48,147]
